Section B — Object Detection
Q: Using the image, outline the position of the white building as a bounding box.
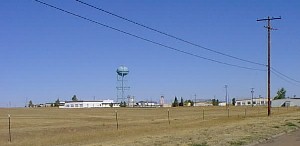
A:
[194,99,213,106]
[59,100,119,108]
[235,98,268,106]
[194,102,213,106]
[218,102,227,106]
[136,101,159,107]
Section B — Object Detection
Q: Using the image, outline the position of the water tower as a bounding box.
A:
[160,96,164,107]
[116,65,130,103]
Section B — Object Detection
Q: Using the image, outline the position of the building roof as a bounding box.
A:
[236,97,267,101]
[271,98,300,107]
[137,101,158,104]
[65,100,103,103]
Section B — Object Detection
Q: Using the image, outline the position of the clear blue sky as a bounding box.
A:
[1,0,299,107]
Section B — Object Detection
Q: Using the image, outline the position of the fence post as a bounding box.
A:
[227,108,230,118]
[8,114,11,142]
[115,110,119,130]
[202,108,204,120]
[168,109,170,125]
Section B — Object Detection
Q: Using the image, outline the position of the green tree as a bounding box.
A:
[54,98,60,107]
[28,100,34,108]
[72,95,78,101]
[212,99,219,106]
[179,97,184,106]
[190,100,194,106]
[120,101,127,107]
[172,96,179,107]
[212,99,216,106]
[274,88,286,100]
[184,100,194,106]
[232,98,236,106]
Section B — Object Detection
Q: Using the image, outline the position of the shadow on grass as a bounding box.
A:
[190,142,208,146]
[228,140,246,146]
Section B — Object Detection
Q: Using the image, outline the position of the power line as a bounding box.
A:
[271,67,300,84]
[77,0,300,88]
[74,1,300,91]
[75,0,266,67]
[34,0,266,71]
[271,70,300,86]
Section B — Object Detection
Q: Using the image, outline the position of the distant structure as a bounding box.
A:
[194,99,213,106]
[136,100,159,108]
[59,100,119,108]
[116,65,130,103]
[235,97,268,106]
[127,95,135,107]
[271,98,300,107]
[160,96,164,107]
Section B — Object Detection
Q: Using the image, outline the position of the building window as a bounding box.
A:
[71,104,74,107]
[261,101,265,105]
[80,104,83,107]
[75,104,78,107]
[247,101,251,105]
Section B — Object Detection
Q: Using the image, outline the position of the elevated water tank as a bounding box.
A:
[117,65,129,76]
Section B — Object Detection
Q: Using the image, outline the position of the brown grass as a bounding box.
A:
[0,106,299,146]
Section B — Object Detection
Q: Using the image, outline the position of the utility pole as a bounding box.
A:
[225,85,228,109]
[251,88,254,107]
[257,16,281,116]
[25,97,28,108]
[194,94,197,106]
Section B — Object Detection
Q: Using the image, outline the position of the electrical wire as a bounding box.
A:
[75,0,266,67]
[73,1,300,90]
[34,0,265,71]
[271,70,300,86]
[271,67,300,84]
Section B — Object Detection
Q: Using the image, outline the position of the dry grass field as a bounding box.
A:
[0,106,300,146]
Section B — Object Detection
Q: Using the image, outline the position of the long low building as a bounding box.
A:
[271,98,300,107]
[235,97,268,106]
[59,100,119,108]
[136,101,159,107]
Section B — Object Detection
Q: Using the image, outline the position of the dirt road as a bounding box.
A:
[255,129,300,146]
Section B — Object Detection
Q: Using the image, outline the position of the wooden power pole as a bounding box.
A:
[257,16,281,116]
